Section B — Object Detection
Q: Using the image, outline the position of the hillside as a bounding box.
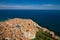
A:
[0,18,60,40]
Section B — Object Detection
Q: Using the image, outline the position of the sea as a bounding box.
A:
[0,10,60,36]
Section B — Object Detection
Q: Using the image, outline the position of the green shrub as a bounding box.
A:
[31,30,55,40]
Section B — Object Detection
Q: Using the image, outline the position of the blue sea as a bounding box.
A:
[0,10,60,36]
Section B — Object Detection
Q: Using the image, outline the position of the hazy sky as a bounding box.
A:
[0,0,60,9]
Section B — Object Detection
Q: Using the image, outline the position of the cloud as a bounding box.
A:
[0,4,60,10]
[0,5,36,9]
[41,4,53,6]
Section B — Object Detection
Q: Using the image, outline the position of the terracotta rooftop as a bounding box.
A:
[0,18,38,40]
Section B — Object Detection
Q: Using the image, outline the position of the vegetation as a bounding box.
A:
[32,30,55,40]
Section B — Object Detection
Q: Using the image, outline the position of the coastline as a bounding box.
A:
[33,20,60,39]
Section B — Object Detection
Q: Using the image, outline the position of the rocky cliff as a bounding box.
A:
[0,18,60,40]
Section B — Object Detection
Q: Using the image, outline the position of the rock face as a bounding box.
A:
[0,18,60,40]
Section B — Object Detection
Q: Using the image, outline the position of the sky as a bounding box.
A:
[0,0,60,9]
